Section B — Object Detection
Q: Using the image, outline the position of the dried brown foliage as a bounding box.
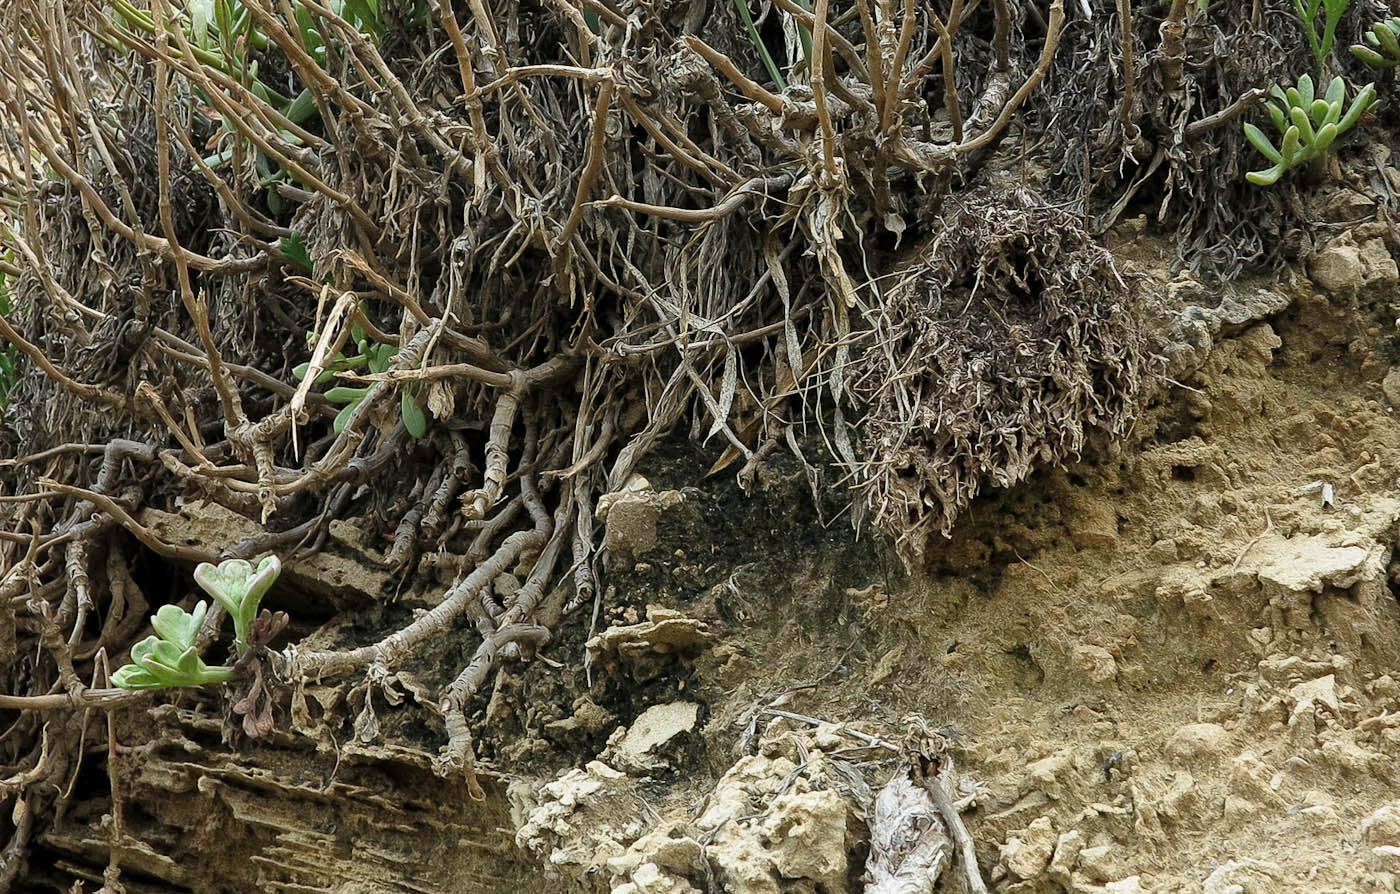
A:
[0,0,1321,882]
[851,192,1146,565]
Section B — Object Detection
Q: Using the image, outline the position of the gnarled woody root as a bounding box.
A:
[0,0,1254,880]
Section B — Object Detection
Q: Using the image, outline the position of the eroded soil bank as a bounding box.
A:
[29,202,1400,893]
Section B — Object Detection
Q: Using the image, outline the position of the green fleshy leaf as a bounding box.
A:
[1280,125,1301,165]
[1338,83,1378,132]
[111,664,166,690]
[1288,104,1316,146]
[1377,20,1400,59]
[1246,164,1286,186]
[129,635,160,665]
[193,556,282,651]
[151,601,207,650]
[333,400,358,433]
[1243,122,1283,164]
[1309,98,1330,127]
[1312,121,1339,152]
[401,388,427,438]
[1296,73,1314,107]
[324,386,369,403]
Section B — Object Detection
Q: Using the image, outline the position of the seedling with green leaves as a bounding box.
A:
[113,556,283,691]
[293,316,427,437]
[1243,74,1377,185]
[111,602,235,690]
[195,556,282,652]
[103,0,382,211]
[1352,17,1400,68]
[1292,0,1350,75]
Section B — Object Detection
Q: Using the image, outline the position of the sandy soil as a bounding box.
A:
[509,198,1400,893]
[31,193,1400,894]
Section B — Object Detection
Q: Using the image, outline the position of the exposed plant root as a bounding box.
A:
[850,191,1147,565]
[0,0,1265,878]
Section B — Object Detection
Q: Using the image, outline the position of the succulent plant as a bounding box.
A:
[1243,74,1377,186]
[1352,17,1400,68]
[194,556,282,652]
[112,602,234,690]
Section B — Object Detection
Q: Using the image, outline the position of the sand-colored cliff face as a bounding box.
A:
[28,213,1400,893]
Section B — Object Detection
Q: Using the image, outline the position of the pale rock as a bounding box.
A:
[604,492,685,558]
[705,834,781,894]
[1202,857,1282,894]
[1288,675,1340,719]
[1026,749,1076,800]
[1104,877,1144,894]
[1165,723,1229,762]
[1324,187,1376,221]
[1259,541,1371,596]
[1076,845,1119,882]
[1047,830,1083,886]
[512,761,639,875]
[1319,733,1379,776]
[595,475,652,520]
[606,829,703,879]
[759,790,849,890]
[1072,645,1118,685]
[586,607,713,681]
[1001,817,1056,880]
[611,862,701,894]
[1363,806,1400,844]
[1310,240,1365,295]
[605,702,699,774]
[1372,845,1400,872]
[1360,238,1399,285]
[1222,795,1259,820]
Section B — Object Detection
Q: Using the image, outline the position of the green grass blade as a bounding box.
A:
[730,0,786,90]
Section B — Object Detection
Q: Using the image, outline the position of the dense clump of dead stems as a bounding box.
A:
[851,191,1146,565]
[0,0,1289,882]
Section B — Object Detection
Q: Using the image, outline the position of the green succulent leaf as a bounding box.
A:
[129,634,159,666]
[401,387,427,438]
[1295,73,1314,107]
[193,556,282,652]
[1353,18,1400,67]
[112,627,235,691]
[1243,123,1283,164]
[1323,76,1344,108]
[150,601,207,650]
[1308,98,1331,127]
[324,385,369,403]
[1312,121,1339,152]
[333,400,360,433]
[366,343,396,374]
[1378,20,1400,58]
[1352,45,1388,66]
[1280,125,1301,165]
[1246,76,1377,187]
[1288,104,1316,145]
[111,664,166,689]
[1338,83,1378,132]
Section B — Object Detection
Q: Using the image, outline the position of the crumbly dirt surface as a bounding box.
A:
[506,202,1400,894]
[29,199,1400,893]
